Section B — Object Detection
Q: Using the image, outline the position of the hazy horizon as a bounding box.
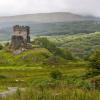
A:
[0,12,98,18]
[0,0,100,17]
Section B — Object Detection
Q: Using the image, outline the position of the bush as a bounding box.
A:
[33,38,56,52]
[50,70,62,80]
[60,48,74,60]
[76,80,93,90]
[89,50,100,70]
[84,70,100,78]
[0,44,3,50]
[33,38,74,60]
[91,78,100,90]
[47,56,64,66]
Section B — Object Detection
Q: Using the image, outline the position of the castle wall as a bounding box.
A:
[13,30,28,40]
[20,30,28,40]
[11,25,30,49]
[11,36,24,49]
[13,25,30,42]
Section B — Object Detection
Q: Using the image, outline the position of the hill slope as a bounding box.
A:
[1,21,100,41]
[0,48,53,66]
[0,12,98,23]
[46,32,100,57]
[0,12,100,41]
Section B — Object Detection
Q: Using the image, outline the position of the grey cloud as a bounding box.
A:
[0,0,100,17]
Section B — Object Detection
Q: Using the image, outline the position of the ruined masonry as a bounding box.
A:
[11,25,30,50]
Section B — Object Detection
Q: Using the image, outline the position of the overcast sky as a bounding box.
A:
[0,0,100,17]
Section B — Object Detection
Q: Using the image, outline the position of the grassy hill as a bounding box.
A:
[0,34,99,99]
[0,48,53,67]
[0,48,99,99]
[0,32,99,60]
[0,12,98,23]
[0,12,99,100]
[42,32,100,57]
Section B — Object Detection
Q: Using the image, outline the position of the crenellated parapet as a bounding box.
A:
[13,25,30,34]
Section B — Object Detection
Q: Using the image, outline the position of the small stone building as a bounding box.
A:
[11,25,30,49]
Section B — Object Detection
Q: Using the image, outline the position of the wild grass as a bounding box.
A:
[0,66,86,88]
[0,39,99,99]
[2,84,100,100]
[0,65,99,99]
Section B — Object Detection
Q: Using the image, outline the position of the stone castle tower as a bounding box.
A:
[11,25,30,49]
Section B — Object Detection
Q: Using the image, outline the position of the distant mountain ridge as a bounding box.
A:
[0,12,99,23]
[0,12,100,41]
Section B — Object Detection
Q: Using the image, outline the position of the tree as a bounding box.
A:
[4,42,9,47]
[33,38,74,60]
[47,56,63,66]
[34,37,57,53]
[59,49,74,60]
[0,44,3,50]
[89,50,100,70]
[50,70,62,80]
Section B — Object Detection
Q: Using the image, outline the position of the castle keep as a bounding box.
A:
[11,25,30,49]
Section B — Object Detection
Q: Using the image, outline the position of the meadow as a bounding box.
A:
[0,64,100,100]
[0,33,99,100]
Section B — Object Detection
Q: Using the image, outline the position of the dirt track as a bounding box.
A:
[0,87,18,97]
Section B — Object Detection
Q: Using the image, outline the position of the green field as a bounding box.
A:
[0,65,100,100]
[0,33,99,100]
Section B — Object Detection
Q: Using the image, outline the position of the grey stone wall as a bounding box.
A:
[11,25,30,50]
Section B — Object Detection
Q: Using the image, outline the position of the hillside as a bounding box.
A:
[44,32,100,57]
[0,12,98,23]
[0,48,53,66]
[0,32,99,100]
[1,21,100,41]
[0,12,100,41]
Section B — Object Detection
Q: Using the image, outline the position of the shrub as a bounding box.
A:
[0,75,7,79]
[76,80,93,90]
[91,78,100,90]
[89,50,100,70]
[4,42,9,47]
[33,38,56,52]
[60,48,74,60]
[0,44,3,50]
[33,38,74,60]
[50,70,62,80]
[47,56,63,66]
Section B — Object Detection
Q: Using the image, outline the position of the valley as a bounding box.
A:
[0,12,99,100]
